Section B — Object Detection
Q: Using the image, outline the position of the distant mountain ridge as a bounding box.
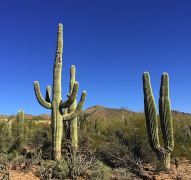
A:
[0,106,190,121]
[85,105,191,116]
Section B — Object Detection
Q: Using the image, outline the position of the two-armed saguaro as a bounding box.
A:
[143,72,174,170]
[34,23,87,160]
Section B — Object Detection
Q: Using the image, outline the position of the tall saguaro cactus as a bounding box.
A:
[143,72,174,170]
[34,23,87,160]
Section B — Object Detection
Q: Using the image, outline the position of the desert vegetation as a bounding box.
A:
[0,106,191,179]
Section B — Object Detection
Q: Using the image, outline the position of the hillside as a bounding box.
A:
[84,105,134,119]
[0,105,191,122]
[84,105,191,121]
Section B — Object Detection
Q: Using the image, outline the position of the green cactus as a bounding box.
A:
[143,72,174,170]
[17,109,24,124]
[16,109,25,146]
[34,23,87,160]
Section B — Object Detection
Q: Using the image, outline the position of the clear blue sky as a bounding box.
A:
[0,0,191,115]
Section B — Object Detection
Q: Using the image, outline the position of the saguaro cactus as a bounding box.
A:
[143,72,174,170]
[34,23,87,160]
[17,109,24,124]
[16,109,25,145]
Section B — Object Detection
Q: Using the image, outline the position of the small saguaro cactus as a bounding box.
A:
[143,72,174,170]
[17,109,25,137]
[17,109,24,124]
[34,23,87,160]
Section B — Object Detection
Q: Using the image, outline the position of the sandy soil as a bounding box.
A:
[10,170,39,180]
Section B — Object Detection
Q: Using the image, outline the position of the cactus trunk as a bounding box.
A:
[51,104,63,160]
[143,72,174,170]
[51,23,63,160]
[156,151,171,170]
[34,23,87,160]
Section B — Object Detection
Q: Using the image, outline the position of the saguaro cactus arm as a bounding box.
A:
[62,91,87,121]
[159,73,174,152]
[143,72,160,151]
[69,65,76,94]
[60,82,79,108]
[34,81,52,109]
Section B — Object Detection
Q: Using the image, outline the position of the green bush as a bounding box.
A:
[89,160,111,180]
[29,123,51,159]
[37,159,69,179]
[0,122,13,153]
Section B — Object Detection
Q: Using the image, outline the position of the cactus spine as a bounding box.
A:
[34,23,87,160]
[143,72,174,170]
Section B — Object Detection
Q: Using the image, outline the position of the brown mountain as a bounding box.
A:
[83,105,137,121]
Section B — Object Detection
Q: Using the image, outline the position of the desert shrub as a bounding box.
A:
[111,168,135,180]
[29,123,51,159]
[0,119,52,162]
[37,159,69,180]
[89,160,111,180]
[0,122,13,153]
[172,114,191,159]
[9,122,29,153]
[79,112,154,165]
[0,154,11,180]
[61,139,97,179]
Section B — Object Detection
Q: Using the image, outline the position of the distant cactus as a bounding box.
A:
[16,109,25,141]
[16,109,26,151]
[34,23,87,160]
[17,109,25,135]
[17,109,24,124]
[143,72,174,170]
